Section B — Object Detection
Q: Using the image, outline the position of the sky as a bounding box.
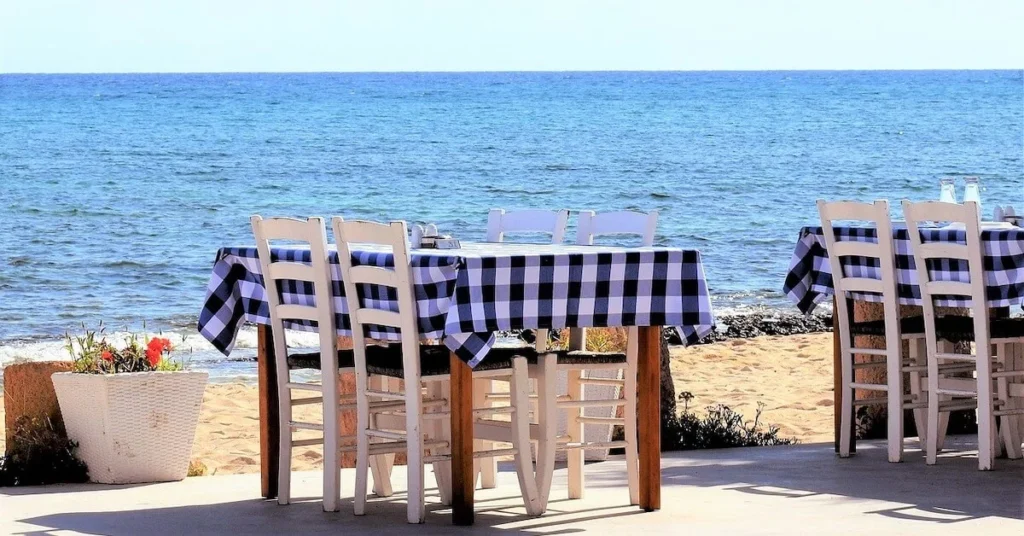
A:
[1,1,1022,73]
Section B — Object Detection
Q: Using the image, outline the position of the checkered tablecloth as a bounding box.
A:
[199,242,716,367]
[784,225,1024,314]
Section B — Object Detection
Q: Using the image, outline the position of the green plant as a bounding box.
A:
[662,391,795,451]
[65,324,186,374]
[0,416,89,487]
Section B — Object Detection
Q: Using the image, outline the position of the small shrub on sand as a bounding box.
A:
[0,416,88,487]
[548,327,629,352]
[187,459,208,477]
[663,392,795,451]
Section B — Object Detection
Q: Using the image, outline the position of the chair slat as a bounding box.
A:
[354,308,403,328]
[576,210,658,246]
[266,261,316,283]
[486,208,569,243]
[258,217,319,242]
[830,241,881,259]
[348,265,399,287]
[276,304,319,322]
[924,280,973,297]
[915,242,971,261]
[841,277,885,294]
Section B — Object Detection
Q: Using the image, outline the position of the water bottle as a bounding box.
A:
[939,177,956,203]
[411,225,424,248]
[963,176,981,214]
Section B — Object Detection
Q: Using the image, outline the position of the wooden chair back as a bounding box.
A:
[575,210,658,246]
[486,208,569,244]
[816,200,901,348]
[902,200,989,350]
[331,217,421,378]
[250,215,338,368]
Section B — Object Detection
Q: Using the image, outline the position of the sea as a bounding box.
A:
[2,70,1022,382]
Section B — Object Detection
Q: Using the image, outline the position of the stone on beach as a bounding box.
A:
[3,361,72,454]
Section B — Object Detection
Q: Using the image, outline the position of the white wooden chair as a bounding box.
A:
[251,215,388,511]
[486,208,569,244]
[331,217,543,522]
[902,200,1024,470]
[530,209,659,508]
[817,200,937,463]
[474,208,569,489]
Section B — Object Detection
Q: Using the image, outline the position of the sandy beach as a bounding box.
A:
[1,333,834,475]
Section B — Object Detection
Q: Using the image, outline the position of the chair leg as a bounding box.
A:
[278,403,292,505]
[977,344,994,471]
[405,379,426,524]
[1009,345,1024,459]
[430,380,453,506]
[323,370,341,512]
[925,349,940,466]
[838,349,854,458]
[566,368,585,499]
[533,353,558,512]
[624,328,640,506]
[909,339,928,446]
[473,378,497,489]
[510,358,543,515]
[353,372,371,515]
[935,397,951,452]
[365,376,394,498]
[996,344,1023,459]
[886,345,904,463]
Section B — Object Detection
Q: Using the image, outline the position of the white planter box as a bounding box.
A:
[52,371,208,484]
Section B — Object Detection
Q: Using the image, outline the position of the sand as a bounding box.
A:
[0,333,835,475]
[670,333,834,444]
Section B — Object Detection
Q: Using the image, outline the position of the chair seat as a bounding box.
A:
[848,315,1024,343]
[286,349,356,370]
[930,315,1024,342]
[558,351,628,366]
[849,316,926,337]
[287,344,629,375]
[365,344,544,378]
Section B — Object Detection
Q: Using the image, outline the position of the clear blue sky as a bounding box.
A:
[2,0,1022,73]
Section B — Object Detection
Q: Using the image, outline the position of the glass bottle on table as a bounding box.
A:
[939,177,957,203]
[963,176,982,216]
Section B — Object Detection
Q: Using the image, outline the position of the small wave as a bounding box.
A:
[100,260,166,269]
[649,192,672,199]
[8,256,31,267]
[483,185,556,195]
[540,164,577,171]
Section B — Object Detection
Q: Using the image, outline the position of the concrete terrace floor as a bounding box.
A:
[2,438,1022,535]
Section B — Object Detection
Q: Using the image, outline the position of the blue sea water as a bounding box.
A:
[1,70,1022,374]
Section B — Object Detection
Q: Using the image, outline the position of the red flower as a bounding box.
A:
[101,350,113,362]
[146,337,171,367]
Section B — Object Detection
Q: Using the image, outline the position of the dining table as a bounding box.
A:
[198,241,716,525]
[783,223,1024,450]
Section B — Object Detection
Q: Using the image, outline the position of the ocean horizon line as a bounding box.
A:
[2,67,1021,76]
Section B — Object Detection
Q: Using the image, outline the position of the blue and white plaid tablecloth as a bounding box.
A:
[198,242,716,367]
[784,225,1024,314]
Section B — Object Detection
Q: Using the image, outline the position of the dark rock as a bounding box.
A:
[678,311,834,346]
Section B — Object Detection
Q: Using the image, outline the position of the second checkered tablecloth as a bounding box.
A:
[199,242,716,367]
[784,225,1024,314]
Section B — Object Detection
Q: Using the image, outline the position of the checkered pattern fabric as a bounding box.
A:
[784,225,1024,314]
[199,242,716,367]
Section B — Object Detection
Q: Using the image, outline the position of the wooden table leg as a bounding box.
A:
[258,325,280,499]
[637,326,661,512]
[450,352,475,525]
